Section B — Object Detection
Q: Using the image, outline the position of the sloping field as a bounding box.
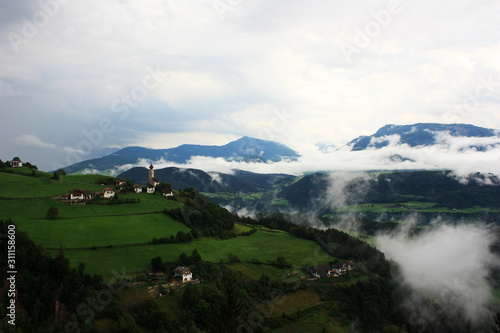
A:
[16,213,190,248]
[56,230,332,279]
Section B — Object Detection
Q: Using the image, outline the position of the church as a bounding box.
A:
[147,163,159,193]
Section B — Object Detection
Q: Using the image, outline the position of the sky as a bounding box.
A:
[1,0,500,172]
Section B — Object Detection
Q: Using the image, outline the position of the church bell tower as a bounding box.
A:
[149,163,154,184]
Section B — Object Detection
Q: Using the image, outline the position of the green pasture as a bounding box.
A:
[228,262,307,282]
[16,213,190,249]
[0,172,111,198]
[336,202,439,213]
[265,288,323,317]
[2,166,54,179]
[55,230,333,279]
[0,194,181,221]
[276,307,349,333]
[233,222,253,234]
[271,199,289,206]
[332,201,498,214]
[202,192,265,201]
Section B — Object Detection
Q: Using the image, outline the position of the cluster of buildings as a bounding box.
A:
[56,187,116,203]
[151,266,193,283]
[305,261,356,279]
[149,266,196,298]
[55,163,173,203]
[128,163,172,196]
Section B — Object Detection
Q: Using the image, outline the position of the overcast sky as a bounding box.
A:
[1,0,500,171]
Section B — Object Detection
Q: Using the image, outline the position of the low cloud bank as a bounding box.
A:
[376,222,500,330]
[124,144,500,178]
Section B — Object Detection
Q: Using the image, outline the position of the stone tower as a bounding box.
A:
[149,163,154,184]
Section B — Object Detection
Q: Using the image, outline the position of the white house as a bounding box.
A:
[102,187,115,199]
[174,266,192,282]
[10,160,22,167]
[67,188,93,201]
[331,263,347,276]
[115,180,126,188]
[163,189,173,197]
[70,190,84,200]
[133,185,143,193]
[147,184,155,193]
[310,264,332,278]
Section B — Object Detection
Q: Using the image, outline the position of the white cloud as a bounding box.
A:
[0,79,19,95]
[376,222,500,326]
[104,141,500,179]
[12,134,58,150]
[2,0,500,170]
[156,70,234,105]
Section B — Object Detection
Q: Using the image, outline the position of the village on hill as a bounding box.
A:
[53,163,173,204]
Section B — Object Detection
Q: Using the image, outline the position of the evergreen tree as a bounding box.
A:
[493,310,500,333]
[46,206,59,219]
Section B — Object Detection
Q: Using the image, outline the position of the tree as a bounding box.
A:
[219,280,243,331]
[183,284,201,309]
[493,310,500,333]
[25,163,38,176]
[53,169,66,180]
[150,256,163,272]
[46,207,59,219]
[179,252,189,266]
[190,249,202,263]
[276,256,290,268]
[0,159,8,169]
[229,253,240,263]
[191,228,200,239]
[259,274,270,286]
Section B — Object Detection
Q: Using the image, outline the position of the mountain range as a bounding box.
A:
[276,170,500,213]
[118,167,295,193]
[62,136,300,174]
[347,123,499,151]
[61,123,500,175]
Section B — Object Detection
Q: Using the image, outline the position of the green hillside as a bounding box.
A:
[2,168,496,332]
[55,230,329,278]
[0,170,333,279]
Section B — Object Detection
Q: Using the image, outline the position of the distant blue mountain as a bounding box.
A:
[117,166,295,193]
[347,123,499,151]
[62,137,300,174]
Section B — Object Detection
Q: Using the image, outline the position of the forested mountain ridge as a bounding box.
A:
[61,136,300,174]
[347,123,500,150]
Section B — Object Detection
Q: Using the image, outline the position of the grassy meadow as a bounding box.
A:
[16,214,190,249]
[54,229,331,279]
[1,170,334,280]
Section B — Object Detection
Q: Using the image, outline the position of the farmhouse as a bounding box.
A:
[305,261,356,279]
[68,188,93,201]
[146,184,155,193]
[9,159,22,167]
[309,264,333,278]
[174,266,192,282]
[331,263,347,276]
[102,187,115,199]
[115,180,126,188]
[163,189,173,197]
[56,188,94,203]
[133,185,143,193]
